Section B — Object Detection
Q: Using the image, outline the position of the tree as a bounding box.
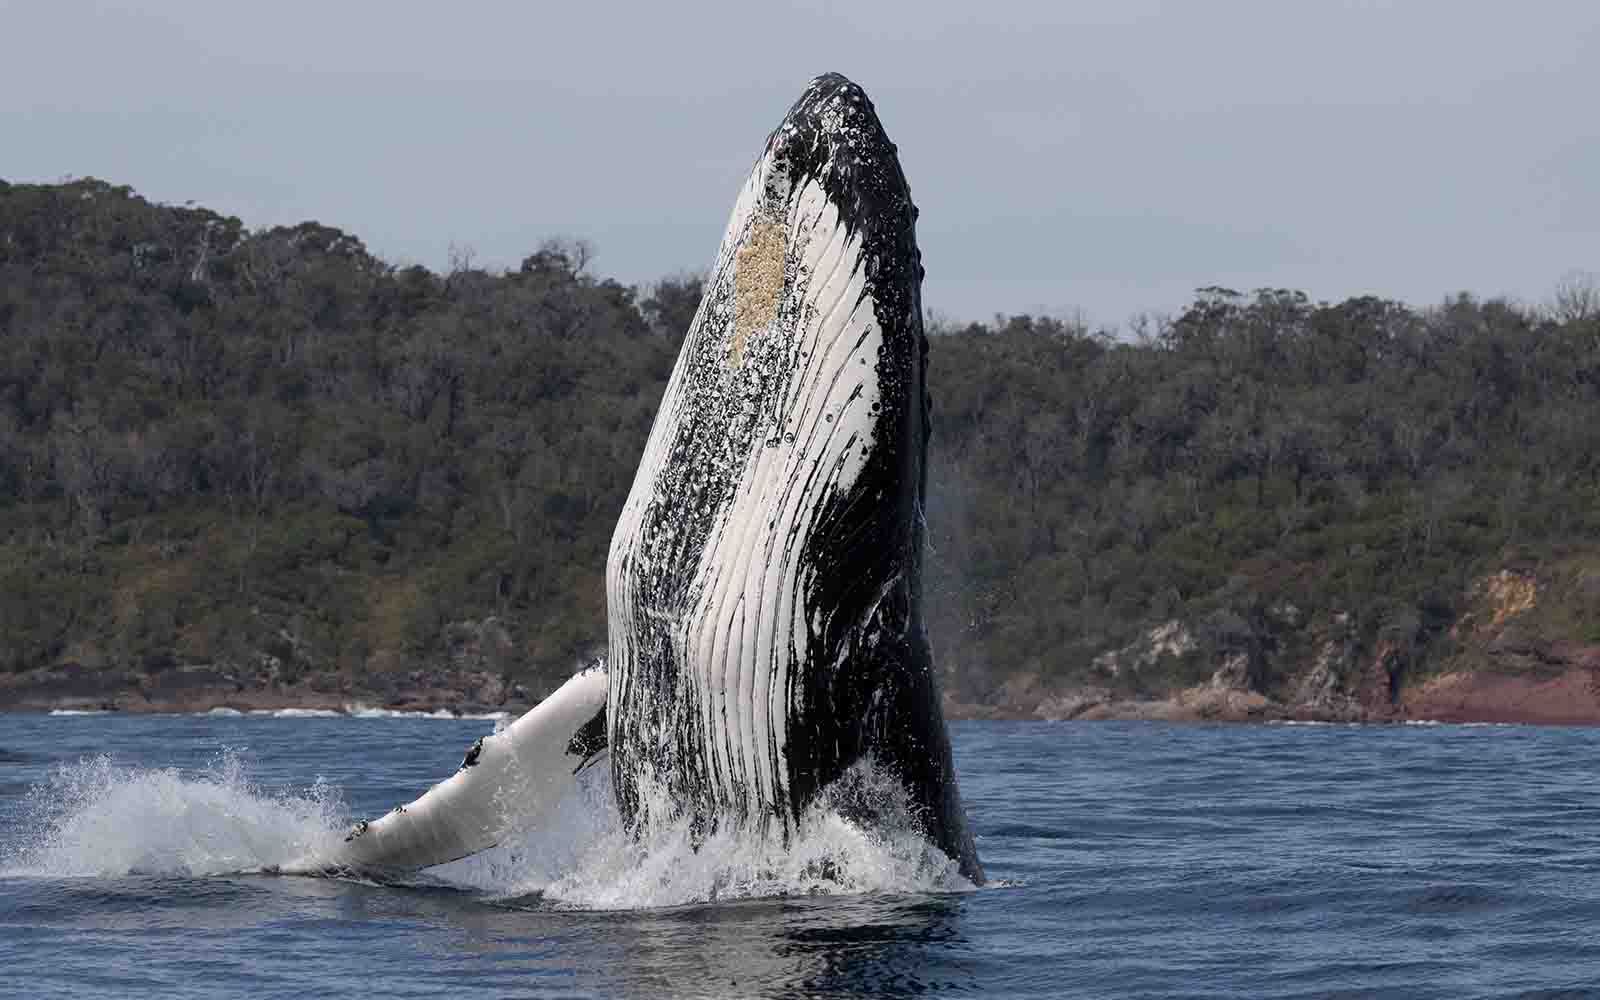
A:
[1549,270,1600,325]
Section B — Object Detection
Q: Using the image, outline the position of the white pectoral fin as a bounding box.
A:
[281,666,608,875]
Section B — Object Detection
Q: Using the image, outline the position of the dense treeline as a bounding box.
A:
[925,282,1600,701]
[1,178,1596,703]
[0,178,698,693]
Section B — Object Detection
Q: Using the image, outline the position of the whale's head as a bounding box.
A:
[720,73,924,384]
[606,74,976,882]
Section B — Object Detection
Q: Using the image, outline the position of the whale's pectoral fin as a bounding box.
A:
[280,666,608,876]
[566,703,608,775]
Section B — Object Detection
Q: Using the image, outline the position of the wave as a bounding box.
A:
[1402,719,1520,728]
[343,704,511,721]
[1266,720,1370,728]
[3,750,972,907]
[1267,719,1521,729]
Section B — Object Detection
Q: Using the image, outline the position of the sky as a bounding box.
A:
[4,0,1597,327]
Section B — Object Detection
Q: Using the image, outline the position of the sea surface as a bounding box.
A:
[3,714,1600,999]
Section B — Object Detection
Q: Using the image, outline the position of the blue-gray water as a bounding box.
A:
[4,714,1600,999]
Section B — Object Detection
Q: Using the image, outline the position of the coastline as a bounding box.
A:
[0,663,539,720]
[7,662,1600,726]
[941,664,1600,726]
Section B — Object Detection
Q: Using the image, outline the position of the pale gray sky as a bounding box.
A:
[4,0,1597,326]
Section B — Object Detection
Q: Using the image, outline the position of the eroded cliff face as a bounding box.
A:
[946,559,1600,724]
[1400,565,1600,723]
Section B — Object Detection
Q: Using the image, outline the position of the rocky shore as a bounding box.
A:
[943,565,1600,726]
[0,662,541,718]
[7,659,1600,726]
[8,566,1600,726]
[941,665,1600,725]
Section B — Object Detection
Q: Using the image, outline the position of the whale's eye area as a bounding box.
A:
[732,216,787,366]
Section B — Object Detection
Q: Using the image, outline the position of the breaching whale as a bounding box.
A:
[605,72,980,881]
[286,73,982,884]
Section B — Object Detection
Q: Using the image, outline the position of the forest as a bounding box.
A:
[2,177,1598,708]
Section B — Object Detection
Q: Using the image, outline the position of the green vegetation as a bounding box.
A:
[1,178,1597,704]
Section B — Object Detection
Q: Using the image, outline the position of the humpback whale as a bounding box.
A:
[605,72,980,881]
[287,73,982,885]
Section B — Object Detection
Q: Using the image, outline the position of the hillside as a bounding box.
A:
[2,178,1599,720]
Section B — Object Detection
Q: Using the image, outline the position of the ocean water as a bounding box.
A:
[3,716,1600,999]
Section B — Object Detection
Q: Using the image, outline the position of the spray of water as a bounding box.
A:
[4,750,975,907]
[1,750,346,878]
[482,759,975,909]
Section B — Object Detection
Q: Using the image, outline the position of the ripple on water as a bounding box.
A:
[6,716,1600,997]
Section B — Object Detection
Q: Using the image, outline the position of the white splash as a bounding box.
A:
[1,750,346,878]
[478,760,976,910]
[4,751,972,909]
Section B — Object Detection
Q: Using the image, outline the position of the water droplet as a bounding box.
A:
[784,433,795,444]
